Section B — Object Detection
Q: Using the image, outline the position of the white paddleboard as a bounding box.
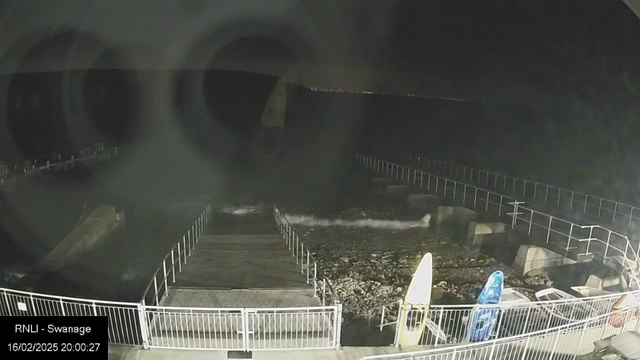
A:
[399,253,433,346]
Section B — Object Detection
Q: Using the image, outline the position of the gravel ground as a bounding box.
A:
[287,206,526,318]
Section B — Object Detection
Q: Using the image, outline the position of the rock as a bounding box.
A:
[340,257,349,263]
[438,281,448,287]
[525,268,544,277]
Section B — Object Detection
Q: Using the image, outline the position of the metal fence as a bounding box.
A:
[142,205,213,307]
[377,290,640,347]
[273,205,342,307]
[143,304,342,351]
[0,143,118,192]
[361,305,640,360]
[357,155,640,289]
[409,156,640,237]
[1,286,144,346]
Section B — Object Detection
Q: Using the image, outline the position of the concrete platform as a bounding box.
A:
[108,344,433,360]
[173,234,308,289]
[160,288,322,308]
[435,206,477,226]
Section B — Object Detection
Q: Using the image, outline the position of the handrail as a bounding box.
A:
[0,143,117,191]
[357,155,640,290]
[410,156,640,233]
[431,290,640,310]
[273,205,341,307]
[141,204,212,306]
[1,286,138,307]
[361,304,640,360]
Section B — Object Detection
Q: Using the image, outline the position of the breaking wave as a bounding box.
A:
[284,214,432,229]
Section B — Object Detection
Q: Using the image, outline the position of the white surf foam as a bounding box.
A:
[284,213,432,230]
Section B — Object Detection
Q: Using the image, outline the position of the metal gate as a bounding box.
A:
[143,305,342,351]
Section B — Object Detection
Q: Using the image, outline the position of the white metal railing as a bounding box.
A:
[0,143,117,192]
[142,205,212,307]
[143,304,342,351]
[143,305,246,350]
[409,156,640,236]
[357,155,640,290]
[377,290,640,347]
[0,286,145,346]
[361,305,640,360]
[246,306,341,350]
[273,205,342,308]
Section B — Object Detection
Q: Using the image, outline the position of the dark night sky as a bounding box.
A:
[382,1,640,110]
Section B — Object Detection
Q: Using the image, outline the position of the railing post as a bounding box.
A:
[520,336,531,360]
[296,236,300,264]
[522,306,532,333]
[545,185,549,202]
[171,249,175,282]
[604,231,611,259]
[630,207,635,226]
[434,307,444,347]
[322,279,326,306]
[393,300,403,346]
[463,184,467,204]
[153,276,159,305]
[485,191,490,212]
[613,202,618,222]
[487,341,497,360]
[474,187,478,207]
[533,182,537,198]
[499,195,503,216]
[306,250,310,283]
[187,231,192,256]
[182,236,187,264]
[598,198,603,217]
[313,263,317,296]
[586,227,593,254]
[177,243,182,272]
[523,180,527,196]
[570,191,574,211]
[493,308,504,339]
[162,261,168,296]
[584,194,589,214]
[547,217,553,243]
[92,301,98,316]
[557,188,561,206]
[567,224,574,251]
[137,302,150,349]
[29,294,37,315]
[60,298,65,316]
[572,321,589,360]
[444,179,447,197]
[334,303,343,350]
[300,243,304,271]
[548,330,562,360]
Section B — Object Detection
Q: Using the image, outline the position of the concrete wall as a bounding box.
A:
[37,205,125,271]
[435,206,477,226]
[512,244,577,276]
